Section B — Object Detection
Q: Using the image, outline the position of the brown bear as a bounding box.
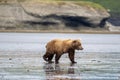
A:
[43,39,83,64]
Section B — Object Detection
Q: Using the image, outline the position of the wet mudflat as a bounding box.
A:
[0,33,120,80]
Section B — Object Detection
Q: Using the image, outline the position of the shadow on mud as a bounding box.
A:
[43,63,78,80]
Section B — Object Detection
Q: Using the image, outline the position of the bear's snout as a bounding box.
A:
[80,47,84,50]
[77,46,83,50]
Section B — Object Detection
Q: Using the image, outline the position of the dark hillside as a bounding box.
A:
[62,0,120,26]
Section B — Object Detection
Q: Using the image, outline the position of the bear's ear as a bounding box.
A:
[72,40,79,46]
[73,39,80,43]
[72,40,78,47]
[73,40,78,43]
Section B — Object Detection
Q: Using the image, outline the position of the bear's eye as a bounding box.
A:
[79,43,81,46]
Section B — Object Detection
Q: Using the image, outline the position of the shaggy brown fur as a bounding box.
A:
[43,39,83,64]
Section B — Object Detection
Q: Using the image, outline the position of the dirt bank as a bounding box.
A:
[0,1,112,32]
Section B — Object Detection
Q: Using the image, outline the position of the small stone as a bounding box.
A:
[97,61,101,63]
[27,70,29,72]
[91,60,96,61]
[9,58,12,60]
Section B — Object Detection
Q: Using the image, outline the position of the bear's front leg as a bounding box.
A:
[68,50,77,63]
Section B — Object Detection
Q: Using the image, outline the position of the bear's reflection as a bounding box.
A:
[43,63,78,80]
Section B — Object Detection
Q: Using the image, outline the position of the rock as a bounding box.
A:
[106,22,120,32]
[9,58,12,60]
[0,1,110,31]
[27,69,29,72]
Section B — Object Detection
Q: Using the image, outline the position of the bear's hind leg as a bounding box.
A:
[43,52,51,62]
[43,54,48,62]
[55,54,62,64]
[48,54,54,63]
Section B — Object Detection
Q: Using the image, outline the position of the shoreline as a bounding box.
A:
[0,30,120,34]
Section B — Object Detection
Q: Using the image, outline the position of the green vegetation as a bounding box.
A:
[37,0,120,16]
[61,0,120,16]
[74,1,105,11]
[38,1,105,11]
[83,0,120,16]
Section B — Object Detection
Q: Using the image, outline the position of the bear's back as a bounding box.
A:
[46,39,73,53]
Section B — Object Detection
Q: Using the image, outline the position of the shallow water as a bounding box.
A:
[0,33,120,80]
[0,33,120,52]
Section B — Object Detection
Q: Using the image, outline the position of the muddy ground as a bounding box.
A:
[0,33,120,80]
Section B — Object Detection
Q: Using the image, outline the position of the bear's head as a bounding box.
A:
[72,39,83,50]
